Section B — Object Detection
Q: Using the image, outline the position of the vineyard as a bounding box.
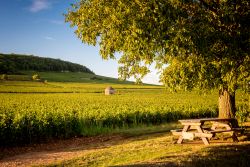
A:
[0,81,248,146]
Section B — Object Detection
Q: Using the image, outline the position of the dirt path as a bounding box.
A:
[0,134,125,167]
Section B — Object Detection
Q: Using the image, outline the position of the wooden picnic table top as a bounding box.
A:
[178,118,237,124]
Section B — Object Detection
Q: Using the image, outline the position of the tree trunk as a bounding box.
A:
[218,89,236,118]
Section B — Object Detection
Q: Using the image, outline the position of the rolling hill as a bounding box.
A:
[0,53,134,84]
[0,53,94,74]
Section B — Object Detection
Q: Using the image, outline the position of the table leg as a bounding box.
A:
[177,125,190,144]
[211,120,240,142]
[231,132,239,142]
[196,126,209,145]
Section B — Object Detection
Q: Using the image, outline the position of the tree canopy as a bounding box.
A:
[0,53,94,74]
[66,0,250,118]
[66,0,249,93]
[66,0,250,92]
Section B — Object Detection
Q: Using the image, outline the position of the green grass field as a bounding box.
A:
[3,71,136,84]
[0,80,249,146]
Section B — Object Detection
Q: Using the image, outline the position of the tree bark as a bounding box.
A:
[218,89,236,118]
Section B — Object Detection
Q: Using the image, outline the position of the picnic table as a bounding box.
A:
[171,118,243,145]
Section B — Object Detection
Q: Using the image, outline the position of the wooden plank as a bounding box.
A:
[198,118,237,122]
[194,133,213,138]
[190,126,209,130]
[182,132,194,140]
[177,125,190,144]
[180,122,202,126]
[172,131,213,139]
[211,121,230,125]
[195,126,210,145]
[179,118,237,124]
[207,130,234,133]
[171,132,182,136]
[170,129,182,136]
[179,119,201,123]
[211,122,231,130]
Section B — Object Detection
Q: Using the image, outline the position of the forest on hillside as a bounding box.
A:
[0,53,94,74]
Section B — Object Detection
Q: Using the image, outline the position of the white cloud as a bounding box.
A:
[29,0,50,13]
[44,36,55,41]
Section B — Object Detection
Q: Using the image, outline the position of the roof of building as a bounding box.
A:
[105,86,114,90]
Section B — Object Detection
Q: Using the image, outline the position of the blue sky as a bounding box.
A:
[0,0,159,84]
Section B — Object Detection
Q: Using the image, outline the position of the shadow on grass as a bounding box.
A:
[113,143,250,167]
[182,143,250,167]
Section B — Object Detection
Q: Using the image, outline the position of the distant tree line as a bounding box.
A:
[0,53,94,74]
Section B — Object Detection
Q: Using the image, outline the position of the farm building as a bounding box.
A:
[105,86,115,95]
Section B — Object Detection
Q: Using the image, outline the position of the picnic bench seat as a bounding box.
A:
[205,128,244,134]
[171,129,213,139]
[171,128,243,135]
